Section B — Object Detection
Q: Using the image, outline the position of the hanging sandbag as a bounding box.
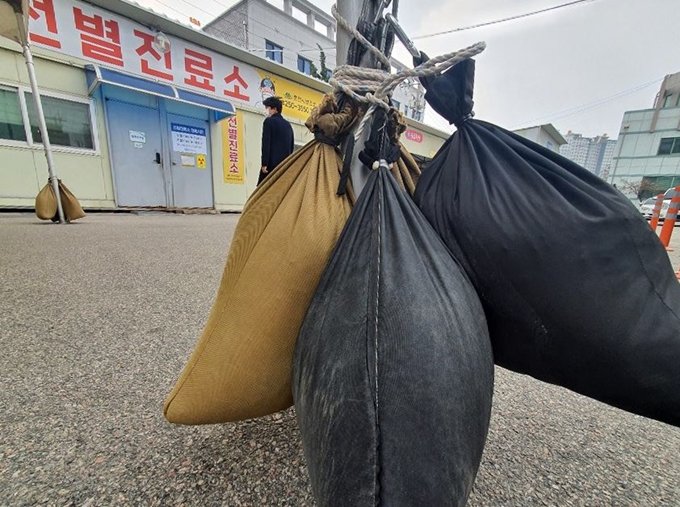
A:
[164,96,356,424]
[293,162,494,506]
[165,93,425,425]
[35,180,85,222]
[414,58,680,427]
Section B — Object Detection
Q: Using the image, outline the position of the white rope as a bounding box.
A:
[329,4,486,143]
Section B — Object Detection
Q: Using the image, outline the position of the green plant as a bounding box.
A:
[310,44,331,82]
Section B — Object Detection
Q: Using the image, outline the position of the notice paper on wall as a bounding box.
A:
[181,154,196,167]
[171,123,207,154]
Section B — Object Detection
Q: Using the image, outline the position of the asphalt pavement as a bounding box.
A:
[0,212,678,506]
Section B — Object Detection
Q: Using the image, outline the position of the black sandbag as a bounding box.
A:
[414,58,680,427]
[293,165,494,507]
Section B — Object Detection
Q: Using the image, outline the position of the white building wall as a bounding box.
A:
[246,0,336,75]
[514,126,541,144]
[560,132,618,175]
[609,106,680,196]
[584,143,600,173]
[0,43,114,209]
[512,126,564,153]
[560,134,590,166]
[205,0,425,121]
[536,130,559,152]
[206,0,336,82]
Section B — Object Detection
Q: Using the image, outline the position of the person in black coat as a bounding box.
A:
[259,96,295,185]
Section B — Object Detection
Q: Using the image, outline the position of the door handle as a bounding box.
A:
[154,152,161,164]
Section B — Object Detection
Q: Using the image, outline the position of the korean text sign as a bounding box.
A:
[28,0,265,106]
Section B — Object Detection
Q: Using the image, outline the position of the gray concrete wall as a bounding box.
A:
[207,0,336,78]
[205,0,427,121]
[205,1,249,48]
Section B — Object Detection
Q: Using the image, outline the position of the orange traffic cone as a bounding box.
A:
[659,186,680,251]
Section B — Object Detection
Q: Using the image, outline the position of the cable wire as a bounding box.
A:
[412,0,605,40]
[510,77,663,129]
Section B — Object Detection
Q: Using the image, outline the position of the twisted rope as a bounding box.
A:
[329,4,486,143]
[332,4,393,70]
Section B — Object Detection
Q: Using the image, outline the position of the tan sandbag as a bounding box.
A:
[164,96,356,424]
[35,180,86,222]
[35,183,57,220]
[58,181,86,221]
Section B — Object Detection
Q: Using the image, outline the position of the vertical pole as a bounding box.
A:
[659,186,680,249]
[649,193,664,231]
[17,15,65,223]
[336,0,382,198]
[335,1,363,69]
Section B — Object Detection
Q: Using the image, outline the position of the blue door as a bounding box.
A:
[167,114,214,208]
[106,100,167,207]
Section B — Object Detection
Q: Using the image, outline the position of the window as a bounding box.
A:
[0,84,96,151]
[291,6,307,24]
[324,69,333,81]
[25,92,94,149]
[663,94,674,108]
[0,88,27,142]
[265,40,283,64]
[391,99,400,111]
[297,56,312,75]
[314,20,327,36]
[658,137,680,155]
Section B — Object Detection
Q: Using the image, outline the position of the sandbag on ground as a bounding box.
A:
[414,58,680,427]
[35,180,86,222]
[294,165,494,506]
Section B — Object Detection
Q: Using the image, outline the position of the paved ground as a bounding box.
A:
[0,212,678,507]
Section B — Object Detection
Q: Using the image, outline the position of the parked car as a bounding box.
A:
[639,188,675,219]
[640,197,662,218]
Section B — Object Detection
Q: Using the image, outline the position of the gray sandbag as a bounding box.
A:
[293,165,494,506]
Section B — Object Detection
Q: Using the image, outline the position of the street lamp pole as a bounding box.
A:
[1,0,65,223]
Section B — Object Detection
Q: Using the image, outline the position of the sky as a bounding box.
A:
[134,0,680,139]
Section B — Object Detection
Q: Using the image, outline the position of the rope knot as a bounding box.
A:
[330,4,486,143]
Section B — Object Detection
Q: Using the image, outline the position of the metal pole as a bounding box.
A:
[336,1,362,68]
[17,16,65,224]
[336,0,381,197]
